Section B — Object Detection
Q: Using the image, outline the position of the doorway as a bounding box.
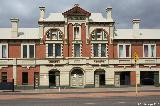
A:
[22,72,28,85]
[94,70,105,87]
[140,71,159,85]
[70,68,84,87]
[49,70,60,87]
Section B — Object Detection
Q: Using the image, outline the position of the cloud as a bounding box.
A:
[0,0,160,28]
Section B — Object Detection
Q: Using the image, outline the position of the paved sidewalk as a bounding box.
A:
[0,86,160,94]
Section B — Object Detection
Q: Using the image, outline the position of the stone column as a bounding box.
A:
[105,69,114,87]
[60,71,70,87]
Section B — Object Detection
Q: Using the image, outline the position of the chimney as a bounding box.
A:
[10,18,19,38]
[106,6,114,22]
[132,19,140,29]
[39,6,45,21]
[132,19,141,37]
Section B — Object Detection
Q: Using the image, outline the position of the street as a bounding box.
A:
[0,95,160,106]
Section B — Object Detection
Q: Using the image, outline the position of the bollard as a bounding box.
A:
[58,86,61,92]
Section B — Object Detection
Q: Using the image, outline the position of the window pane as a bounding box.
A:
[74,27,79,39]
[2,45,7,58]
[29,45,34,58]
[151,45,155,57]
[126,45,130,57]
[119,45,123,57]
[1,72,7,83]
[74,44,80,57]
[93,44,98,57]
[101,44,106,57]
[96,29,102,39]
[48,44,53,57]
[23,45,27,58]
[144,45,148,57]
[55,44,61,57]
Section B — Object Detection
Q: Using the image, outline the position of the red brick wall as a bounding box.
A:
[36,44,46,59]
[81,23,91,57]
[156,43,160,57]
[68,23,73,57]
[16,66,40,85]
[0,66,13,82]
[130,71,136,85]
[131,44,143,58]
[8,44,21,58]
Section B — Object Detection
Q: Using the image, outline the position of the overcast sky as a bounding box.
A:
[0,0,160,28]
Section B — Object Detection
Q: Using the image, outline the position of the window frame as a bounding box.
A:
[74,44,81,57]
[21,44,35,58]
[0,44,8,58]
[118,44,131,58]
[143,44,156,58]
[46,43,62,58]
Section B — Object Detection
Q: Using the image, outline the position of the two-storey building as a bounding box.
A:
[0,4,159,88]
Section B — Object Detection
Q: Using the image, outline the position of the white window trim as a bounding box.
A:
[143,44,156,58]
[21,43,35,58]
[73,44,81,57]
[92,43,107,58]
[0,43,8,58]
[46,43,63,58]
[118,44,131,58]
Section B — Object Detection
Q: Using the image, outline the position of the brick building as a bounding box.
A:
[0,4,159,88]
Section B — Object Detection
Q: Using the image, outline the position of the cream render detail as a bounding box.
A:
[0,4,159,89]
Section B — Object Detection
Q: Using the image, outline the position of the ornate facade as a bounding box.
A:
[0,4,160,88]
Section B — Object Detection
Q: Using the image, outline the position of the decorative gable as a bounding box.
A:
[62,4,91,17]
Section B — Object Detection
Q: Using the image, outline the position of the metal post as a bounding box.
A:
[12,79,14,92]
[136,72,138,96]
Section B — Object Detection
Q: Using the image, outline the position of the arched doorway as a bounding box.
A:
[70,68,84,87]
[49,69,60,88]
[94,69,105,87]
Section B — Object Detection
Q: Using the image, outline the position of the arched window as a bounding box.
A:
[91,29,107,40]
[46,29,63,40]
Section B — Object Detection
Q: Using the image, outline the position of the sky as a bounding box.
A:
[0,0,160,28]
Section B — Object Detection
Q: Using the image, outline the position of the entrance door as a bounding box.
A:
[49,70,60,87]
[115,72,120,87]
[94,70,105,87]
[120,72,130,85]
[34,72,39,89]
[70,69,84,87]
[22,72,28,85]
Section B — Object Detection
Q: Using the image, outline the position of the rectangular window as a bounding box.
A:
[144,44,156,57]
[55,44,61,57]
[23,45,27,58]
[22,72,28,85]
[48,44,53,57]
[74,44,80,57]
[101,44,106,57]
[29,45,34,58]
[2,45,7,58]
[1,72,7,83]
[151,45,155,57]
[74,27,79,38]
[93,44,99,57]
[119,45,123,58]
[119,44,131,58]
[144,45,148,57]
[126,45,130,57]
